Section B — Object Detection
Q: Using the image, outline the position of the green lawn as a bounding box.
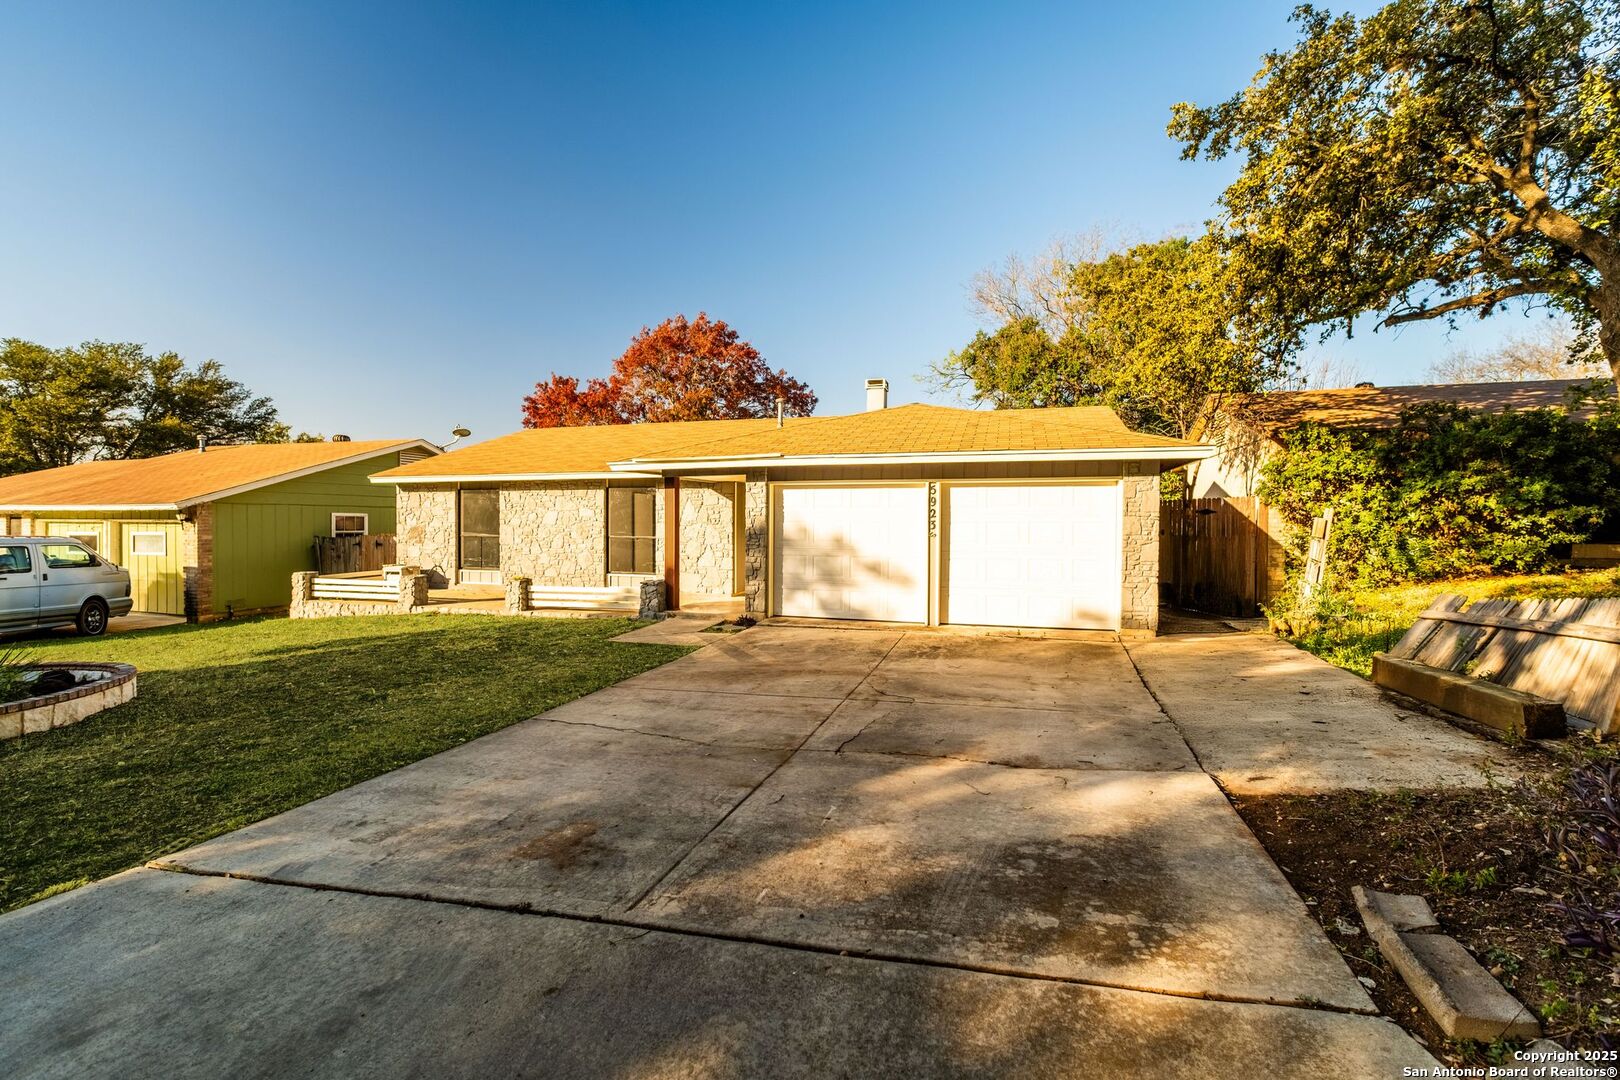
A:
[0,615,690,912]
[1288,567,1620,677]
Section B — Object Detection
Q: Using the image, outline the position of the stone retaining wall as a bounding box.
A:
[0,663,138,741]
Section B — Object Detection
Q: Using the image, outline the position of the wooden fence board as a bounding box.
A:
[1159,496,1287,617]
[314,533,396,575]
[1386,594,1620,734]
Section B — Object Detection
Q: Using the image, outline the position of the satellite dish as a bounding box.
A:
[451,427,472,439]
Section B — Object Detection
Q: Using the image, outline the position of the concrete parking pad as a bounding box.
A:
[625,625,903,698]
[855,634,1166,712]
[542,684,843,750]
[633,752,1372,1010]
[1128,634,1517,794]
[0,869,1434,1080]
[154,717,789,917]
[804,696,1198,772]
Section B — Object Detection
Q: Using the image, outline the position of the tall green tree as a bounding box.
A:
[930,235,1292,438]
[1170,1,1620,391]
[0,339,288,473]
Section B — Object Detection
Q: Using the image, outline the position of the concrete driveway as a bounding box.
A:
[0,626,1463,1078]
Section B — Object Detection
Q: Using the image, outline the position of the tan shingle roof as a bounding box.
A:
[376,404,1205,482]
[0,440,428,509]
[374,418,795,479]
[625,403,1193,461]
[1229,378,1613,438]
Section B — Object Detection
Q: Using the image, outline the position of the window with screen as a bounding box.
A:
[42,544,97,569]
[331,513,369,537]
[459,489,500,570]
[130,531,167,557]
[607,487,656,575]
[0,546,31,574]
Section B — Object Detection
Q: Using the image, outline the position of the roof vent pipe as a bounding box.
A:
[776,396,784,428]
[197,436,207,453]
[865,378,889,411]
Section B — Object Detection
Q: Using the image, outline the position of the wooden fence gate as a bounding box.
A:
[314,533,397,575]
[1159,497,1287,617]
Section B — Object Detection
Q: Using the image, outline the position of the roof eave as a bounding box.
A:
[0,503,180,512]
[371,470,660,484]
[607,446,1216,472]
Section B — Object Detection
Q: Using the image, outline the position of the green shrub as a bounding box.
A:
[1258,398,1620,584]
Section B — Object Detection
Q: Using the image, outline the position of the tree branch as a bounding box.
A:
[1380,282,1550,326]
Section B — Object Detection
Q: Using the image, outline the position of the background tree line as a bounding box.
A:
[0,338,298,476]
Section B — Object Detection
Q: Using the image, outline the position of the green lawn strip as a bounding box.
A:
[1288,567,1620,677]
[0,615,690,912]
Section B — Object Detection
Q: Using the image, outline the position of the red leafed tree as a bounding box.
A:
[521,314,817,428]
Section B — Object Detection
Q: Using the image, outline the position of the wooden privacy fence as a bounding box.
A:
[1160,497,1287,617]
[1383,595,1620,735]
[314,533,396,575]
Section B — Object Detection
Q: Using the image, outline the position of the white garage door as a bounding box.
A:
[775,485,929,622]
[943,483,1121,630]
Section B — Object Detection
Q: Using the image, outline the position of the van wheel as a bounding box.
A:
[76,598,109,636]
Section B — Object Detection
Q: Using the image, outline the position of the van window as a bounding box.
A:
[0,546,31,573]
[42,544,97,569]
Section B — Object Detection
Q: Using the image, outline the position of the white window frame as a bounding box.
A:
[128,530,168,557]
[331,512,369,537]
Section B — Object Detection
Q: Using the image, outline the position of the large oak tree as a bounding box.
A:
[1170,0,1620,390]
[522,313,816,427]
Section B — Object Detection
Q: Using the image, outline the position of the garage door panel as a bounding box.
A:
[943,483,1121,631]
[775,486,928,623]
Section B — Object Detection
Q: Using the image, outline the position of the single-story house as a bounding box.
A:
[1190,378,1611,499]
[371,384,1211,634]
[0,438,437,618]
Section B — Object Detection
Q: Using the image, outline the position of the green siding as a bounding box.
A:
[211,452,403,612]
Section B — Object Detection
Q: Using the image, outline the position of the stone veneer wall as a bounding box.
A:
[743,471,768,618]
[1120,469,1160,634]
[396,485,457,587]
[501,482,607,586]
[678,481,738,598]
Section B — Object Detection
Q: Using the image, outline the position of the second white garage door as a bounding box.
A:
[775,485,929,622]
[942,483,1122,630]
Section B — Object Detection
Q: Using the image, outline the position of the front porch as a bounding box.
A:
[289,568,747,621]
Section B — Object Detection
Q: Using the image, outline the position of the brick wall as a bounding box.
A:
[182,502,214,621]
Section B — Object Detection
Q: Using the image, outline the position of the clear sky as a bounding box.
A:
[0,1,1543,446]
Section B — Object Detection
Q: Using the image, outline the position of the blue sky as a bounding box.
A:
[0,1,1541,445]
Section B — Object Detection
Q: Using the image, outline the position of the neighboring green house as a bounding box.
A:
[0,438,437,618]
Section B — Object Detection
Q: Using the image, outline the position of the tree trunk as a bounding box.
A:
[1597,281,1620,397]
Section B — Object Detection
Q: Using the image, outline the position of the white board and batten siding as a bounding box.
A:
[771,480,1124,631]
